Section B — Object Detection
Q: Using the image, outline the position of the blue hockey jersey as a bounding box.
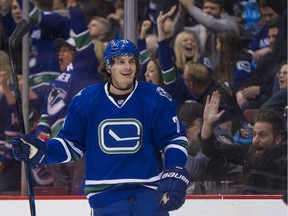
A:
[35,5,102,137]
[1,0,70,93]
[44,81,188,208]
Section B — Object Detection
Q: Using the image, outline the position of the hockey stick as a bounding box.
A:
[8,19,36,216]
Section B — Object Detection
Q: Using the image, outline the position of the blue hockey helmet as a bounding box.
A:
[103,39,140,65]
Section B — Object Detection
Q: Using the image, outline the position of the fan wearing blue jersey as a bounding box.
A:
[11,39,189,215]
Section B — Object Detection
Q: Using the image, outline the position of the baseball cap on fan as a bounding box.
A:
[53,38,76,51]
[178,100,204,124]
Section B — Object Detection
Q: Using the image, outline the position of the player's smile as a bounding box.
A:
[121,71,132,77]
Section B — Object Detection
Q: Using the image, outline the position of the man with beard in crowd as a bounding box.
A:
[200,91,287,195]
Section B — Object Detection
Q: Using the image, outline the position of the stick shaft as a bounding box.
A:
[9,18,36,216]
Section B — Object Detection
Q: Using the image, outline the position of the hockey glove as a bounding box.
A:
[156,166,189,211]
[12,134,48,169]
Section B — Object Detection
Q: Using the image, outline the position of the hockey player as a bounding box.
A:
[11,39,189,215]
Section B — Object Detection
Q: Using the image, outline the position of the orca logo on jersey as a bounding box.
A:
[98,118,143,154]
[47,84,66,115]
[156,87,172,101]
[237,61,251,72]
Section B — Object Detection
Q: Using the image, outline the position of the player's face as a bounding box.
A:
[145,60,160,85]
[12,0,22,24]
[203,1,222,18]
[57,45,76,72]
[278,63,288,89]
[109,55,137,92]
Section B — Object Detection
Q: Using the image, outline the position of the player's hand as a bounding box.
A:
[11,134,48,169]
[156,166,189,211]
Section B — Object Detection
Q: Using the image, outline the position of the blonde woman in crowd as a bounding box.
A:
[173,30,200,73]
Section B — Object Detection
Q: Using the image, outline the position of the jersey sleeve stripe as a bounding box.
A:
[85,173,162,185]
[53,138,72,163]
[164,144,188,156]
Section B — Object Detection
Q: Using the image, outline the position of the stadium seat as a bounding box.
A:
[244,109,260,123]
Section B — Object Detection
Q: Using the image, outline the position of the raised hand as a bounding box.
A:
[157,5,176,40]
[203,91,225,126]
[139,20,152,39]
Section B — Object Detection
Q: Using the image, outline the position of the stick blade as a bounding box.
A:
[9,18,30,49]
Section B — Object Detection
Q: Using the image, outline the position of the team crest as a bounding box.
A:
[156,87,172,101]
[98,118,143,154]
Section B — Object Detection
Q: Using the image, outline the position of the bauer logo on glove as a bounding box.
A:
[161,170,190,185]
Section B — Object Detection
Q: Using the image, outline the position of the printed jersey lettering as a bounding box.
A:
[259,38,269,48]
[56,72,71,82]
[98,119,142,154]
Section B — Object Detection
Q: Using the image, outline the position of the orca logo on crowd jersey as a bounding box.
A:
[156,87,172,101]
[47,84,66,115]
[98,119,143,154]
[237,61,251,72]
[202,57,212,69]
